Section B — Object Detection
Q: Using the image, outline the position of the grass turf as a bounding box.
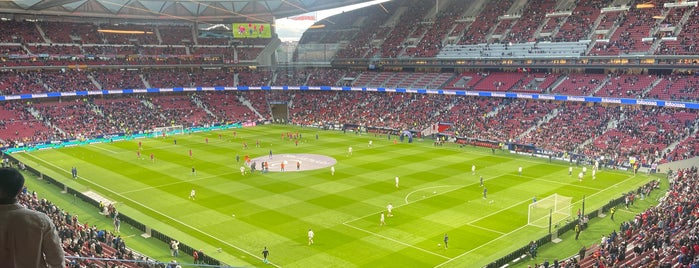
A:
[13,125,661,267]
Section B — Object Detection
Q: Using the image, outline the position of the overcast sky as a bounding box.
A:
[275,0,391,42]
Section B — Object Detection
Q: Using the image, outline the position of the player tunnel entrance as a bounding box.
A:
[270,101,289,123]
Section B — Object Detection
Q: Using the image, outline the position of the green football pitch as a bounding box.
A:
[12,125,655,267]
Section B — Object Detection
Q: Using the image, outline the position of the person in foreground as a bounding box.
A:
[0,167,65,268]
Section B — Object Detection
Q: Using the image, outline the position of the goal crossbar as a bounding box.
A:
[528,193,572,228]
[152,125,185,137]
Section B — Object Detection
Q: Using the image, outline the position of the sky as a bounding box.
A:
[275,0,391,42]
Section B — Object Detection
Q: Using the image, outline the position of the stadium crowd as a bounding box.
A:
[15,186,159,268]
[0,0,698,267]
[2,69,698,168]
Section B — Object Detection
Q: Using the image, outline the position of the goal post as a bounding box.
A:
[528,193,572,228]
[152,125,185,137]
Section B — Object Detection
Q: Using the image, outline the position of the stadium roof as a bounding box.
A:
[0,0,374,22]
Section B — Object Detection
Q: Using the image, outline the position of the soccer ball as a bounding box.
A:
[433,191,437,194]
[232,214,236,217]
[437,243,441,247]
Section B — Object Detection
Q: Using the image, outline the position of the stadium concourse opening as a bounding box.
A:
[249,154,336,172]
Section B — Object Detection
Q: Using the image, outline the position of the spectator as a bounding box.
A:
[196,249,205,264]
[170,240,180,257]
[0,167,65,268]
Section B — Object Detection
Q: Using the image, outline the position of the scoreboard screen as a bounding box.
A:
[232,23,272,38]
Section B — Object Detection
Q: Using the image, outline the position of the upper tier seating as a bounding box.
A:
[502,0,557,43]
[589,2,664,55]
[378,0,433,58]
[403,0,466,57]
[39,21,101,44]
[596,74,658,98]
[99,24,158,45]
[458,0,515,45]
[656,6,699,55]
[550,73,607,96]
[438,41,588,59]
[158,25,194,45]
[472,72,526,91]
[645,74,699,102]
[0,20,43,43]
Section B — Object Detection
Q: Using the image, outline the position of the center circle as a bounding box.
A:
[249,154,337,172]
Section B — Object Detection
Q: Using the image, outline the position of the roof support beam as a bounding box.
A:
[29,0,83,10]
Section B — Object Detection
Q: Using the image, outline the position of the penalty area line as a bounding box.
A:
[466,223,506,235]
[90,144,119,154]
[345,185,464,226]
[404,185,463,204]
[435,174,642,267]
[341,222,450,260]
[519,174,604,191]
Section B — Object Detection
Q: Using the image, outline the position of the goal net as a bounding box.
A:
[528,193,572,228]
[152,125,185,137]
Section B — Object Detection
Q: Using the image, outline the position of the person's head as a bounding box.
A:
[0,168,24,204]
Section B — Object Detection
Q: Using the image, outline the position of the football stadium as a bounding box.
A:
[0,0,697,267]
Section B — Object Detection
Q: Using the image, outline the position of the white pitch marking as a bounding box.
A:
[22,153,281,268]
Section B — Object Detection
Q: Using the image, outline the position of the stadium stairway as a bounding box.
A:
[191,95,218,119]
[34,22,48,43]
[546,75,569,94]
[642,77,664,97]
[590,75,612,96]
[517,107,560,140]
[154,27,163,44]
[88,74,103,90]
[140,74,151,89]
[664,121,699,157]
[239,95,265,120]
[257,38,281,66]
[575,113,621,151]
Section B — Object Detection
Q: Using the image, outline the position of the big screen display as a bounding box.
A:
[232,23,272,38]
